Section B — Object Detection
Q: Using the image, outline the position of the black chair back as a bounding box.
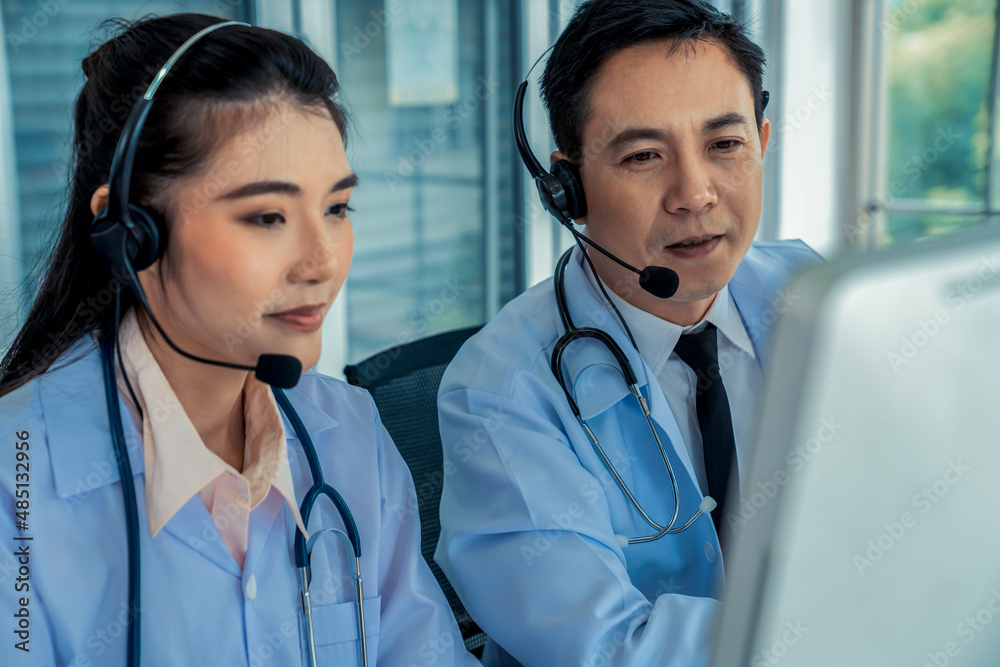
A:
[344,325,486,657]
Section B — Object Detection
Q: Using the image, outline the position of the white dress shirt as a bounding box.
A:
[586,267,763,495]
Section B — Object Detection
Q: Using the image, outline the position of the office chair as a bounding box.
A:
[344,325,487,657]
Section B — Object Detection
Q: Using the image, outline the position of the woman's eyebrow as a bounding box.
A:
[217,173,358,201]
[217,180,300,200]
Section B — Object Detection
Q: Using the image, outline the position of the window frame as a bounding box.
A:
[859,0,1000,248]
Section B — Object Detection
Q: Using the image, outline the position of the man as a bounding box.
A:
[435,1,820,665]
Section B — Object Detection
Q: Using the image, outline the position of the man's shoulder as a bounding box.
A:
[440,277,562,400]
[733,239,823,294]
[743,239,823,275]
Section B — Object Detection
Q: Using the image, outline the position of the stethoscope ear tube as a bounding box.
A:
[274,387,362,568]
[99,342,367,667]
[274,387,367,667]
[100,331,142,667]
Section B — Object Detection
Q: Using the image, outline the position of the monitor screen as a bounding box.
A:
[712,226,1000,666]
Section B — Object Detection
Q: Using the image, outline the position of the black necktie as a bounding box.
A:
[673,323,738,535]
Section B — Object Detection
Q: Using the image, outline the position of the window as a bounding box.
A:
[333,0,521,362]
[868,0,999,245]
[0,0,249,348]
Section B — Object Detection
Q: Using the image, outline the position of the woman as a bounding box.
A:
[0,13,479,667]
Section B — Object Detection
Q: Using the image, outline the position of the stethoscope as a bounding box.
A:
[551,247,716,548]
[99,300,368,667]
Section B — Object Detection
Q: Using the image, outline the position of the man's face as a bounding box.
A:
[557,39,770,325]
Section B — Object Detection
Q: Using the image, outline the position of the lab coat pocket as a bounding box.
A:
[301,594,380,665]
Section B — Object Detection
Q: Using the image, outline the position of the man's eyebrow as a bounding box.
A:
[217,173,358,200]
[605,127,671,153]
[702,112,751,133]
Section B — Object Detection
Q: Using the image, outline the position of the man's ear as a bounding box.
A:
[759,118,771,159]
[90,184,110,217]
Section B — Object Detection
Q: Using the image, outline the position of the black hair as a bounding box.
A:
[0,13,348,397]
[540,0,766,163]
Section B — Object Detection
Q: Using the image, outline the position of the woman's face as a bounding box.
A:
[139,102,355,371]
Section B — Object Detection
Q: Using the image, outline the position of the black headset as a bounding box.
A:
[512,80,587,223]
[512,75,769,232]
[89,21,250,283]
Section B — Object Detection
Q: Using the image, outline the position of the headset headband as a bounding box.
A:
[103,20,250,222]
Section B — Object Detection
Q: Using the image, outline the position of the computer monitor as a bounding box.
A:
[711,225,1000,666]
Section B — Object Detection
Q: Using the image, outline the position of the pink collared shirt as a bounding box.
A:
[115,310,307,569]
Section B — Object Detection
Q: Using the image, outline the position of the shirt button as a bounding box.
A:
[245,574,257,600]
[704,541,717,564]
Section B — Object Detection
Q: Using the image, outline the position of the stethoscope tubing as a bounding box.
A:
[552,248,711,545]
[274,386,367,667]
[100,332,366,667]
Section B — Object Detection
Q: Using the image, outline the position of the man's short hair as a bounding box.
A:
[540,0,767,164]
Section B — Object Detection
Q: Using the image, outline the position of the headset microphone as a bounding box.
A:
[108,252,304,389]
[555,221,680,299]
[89,20,303,390]
[513,80,680,300]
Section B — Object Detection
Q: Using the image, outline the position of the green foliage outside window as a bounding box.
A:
[883,0,996,244]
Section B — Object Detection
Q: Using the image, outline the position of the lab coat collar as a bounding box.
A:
[728,244,806,370]
[43,337,338,500]
[42,337,146,500]
[275,376,339,442]
[557,247,700,486]
[557,246,653,421]
[558,243,791,421]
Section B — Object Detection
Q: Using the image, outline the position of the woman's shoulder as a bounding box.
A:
[0,337,101,439]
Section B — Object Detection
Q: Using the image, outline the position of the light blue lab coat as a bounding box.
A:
[0,337,480,667]
[435,241,821,667]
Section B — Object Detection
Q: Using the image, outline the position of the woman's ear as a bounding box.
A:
[90,184,110,217]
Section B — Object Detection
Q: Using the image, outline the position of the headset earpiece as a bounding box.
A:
[550,159,586,220]
[513,79,589,224]
[122,204,164,271]
[90,204,164,275]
